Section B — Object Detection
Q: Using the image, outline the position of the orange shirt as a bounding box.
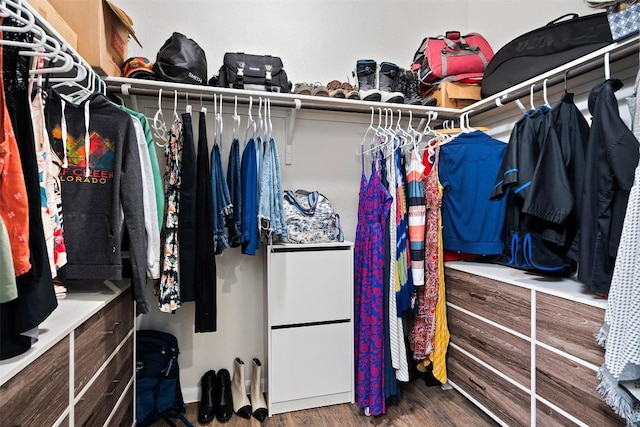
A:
[0,34,31,276]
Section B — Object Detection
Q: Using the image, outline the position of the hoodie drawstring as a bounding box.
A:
[60,98,68,168]
[83,99,91,177]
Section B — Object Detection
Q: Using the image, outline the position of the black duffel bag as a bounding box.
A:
[480,13,613,98]
[216,53,292,93]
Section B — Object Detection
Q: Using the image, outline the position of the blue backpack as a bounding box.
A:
[136,330,193,427]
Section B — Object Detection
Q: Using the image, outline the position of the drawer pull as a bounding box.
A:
[104,321,122,335]
[468,292,487,301]
[104,379,121,396]
[469,377,486,391]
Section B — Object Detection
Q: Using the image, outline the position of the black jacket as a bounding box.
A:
[577,79,640,294]
[491,108,574,275]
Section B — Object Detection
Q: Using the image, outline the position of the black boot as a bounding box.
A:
[404,70,424,105]
[379,62,404,104]
[355,59,381,102]
[198,370,217,425]
[216,369,234,423]
[251,358,268,422]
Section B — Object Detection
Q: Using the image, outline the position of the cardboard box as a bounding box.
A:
[48,0,139,76]
[432,82,482,109]
[28,0,78,51]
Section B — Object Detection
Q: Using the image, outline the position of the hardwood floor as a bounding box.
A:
[161,380,499,427]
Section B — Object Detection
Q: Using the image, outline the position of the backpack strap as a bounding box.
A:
[264,55,273,91]
[284,190,318,216]
[159,412,194,427]
[235,52,245,90]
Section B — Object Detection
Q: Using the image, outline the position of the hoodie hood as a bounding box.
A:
[588,79,623,114]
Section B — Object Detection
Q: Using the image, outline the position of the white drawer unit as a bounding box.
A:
[266,242,355,416]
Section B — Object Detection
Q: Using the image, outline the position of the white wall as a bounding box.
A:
[112,0,604,402]
[117,0,596,87]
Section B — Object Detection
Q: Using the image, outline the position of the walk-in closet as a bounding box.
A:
[2,0,640,426]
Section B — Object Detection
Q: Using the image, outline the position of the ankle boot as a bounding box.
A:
[379,62,405,104]
[198,370,217,425]
[231,358,252,419]
[215,369,233,423]
[355,59,381,102]
[251,358,268,422]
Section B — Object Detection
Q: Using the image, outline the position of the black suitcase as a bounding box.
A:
[480,13,613,98]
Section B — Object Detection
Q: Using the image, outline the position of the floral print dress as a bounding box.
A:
[157,118,183,313]
[355,152,392,416]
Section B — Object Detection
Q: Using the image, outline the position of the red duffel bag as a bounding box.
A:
[411,31,494,85]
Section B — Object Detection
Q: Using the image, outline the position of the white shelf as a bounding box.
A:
[445,260,607,309]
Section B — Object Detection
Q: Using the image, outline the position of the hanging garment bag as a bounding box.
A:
[480,12,613,98]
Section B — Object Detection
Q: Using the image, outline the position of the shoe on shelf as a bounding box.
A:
[198,370,217,425]
[342,82,361,100]
[293,82,313,95]
[355,59,381,102]
[251,358,268,422]
[422,97,437,107]
[379,61,405,104]
[215,369,234,423]
[327,80,346,98]
[311,82,330,97]
[231,358,252,419]
[403,69,424,105]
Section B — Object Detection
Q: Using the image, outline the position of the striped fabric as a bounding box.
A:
[405,150,426,287]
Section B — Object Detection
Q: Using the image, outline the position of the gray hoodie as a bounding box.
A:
[47,91,149,314]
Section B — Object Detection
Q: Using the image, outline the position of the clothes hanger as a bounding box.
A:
[395,109,411,150]
[185,92,192,115]
[257,97,264,141]
[604,51,611,80]
[267,98,273,142]
[51,60,91,104]
[48,51,87,83]
[200,93,207,115]
[542,78,551,108]
[172,90,180,123]
[383,108,400,155]
[232,95,240,141]
[529,83,536,111]
[152,88,168,147]
[244,96,256,144]
[356,107,376,156]
[0,0,37,34]
[213,94,218,145]
[216,93,224,149]
[464,110,476,133]
[406,110,423,153]
[435,111,489,135]
[360,107,385,158]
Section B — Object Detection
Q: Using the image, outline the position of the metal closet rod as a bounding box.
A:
[467,41,640,118]
[105,84,459,121]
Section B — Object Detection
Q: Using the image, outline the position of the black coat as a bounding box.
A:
[578,79,640,294]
